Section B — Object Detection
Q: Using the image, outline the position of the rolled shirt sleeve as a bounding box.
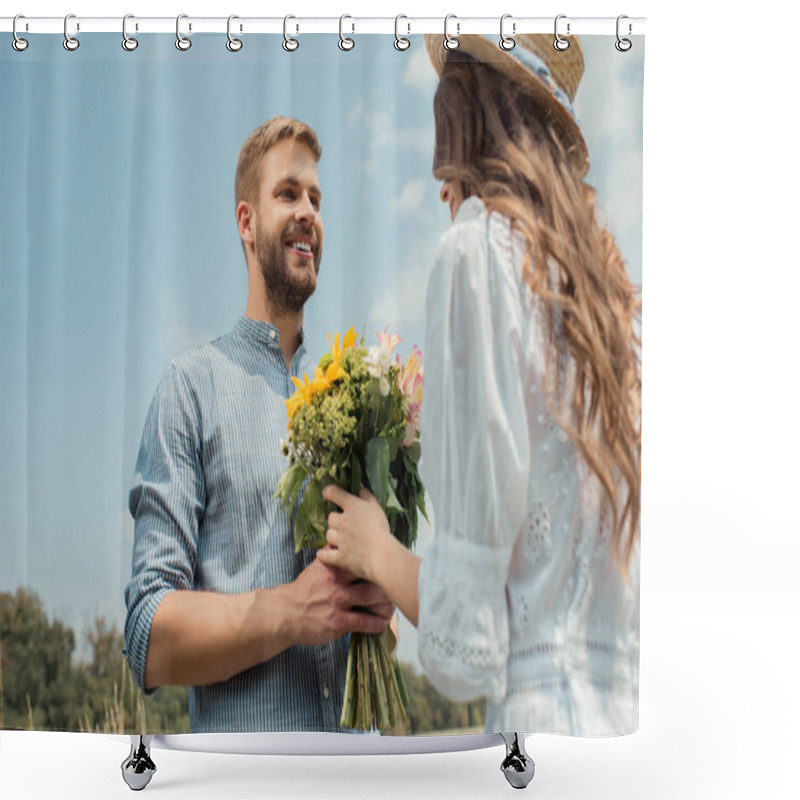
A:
[124,361,206,695]
[418,205,530,705]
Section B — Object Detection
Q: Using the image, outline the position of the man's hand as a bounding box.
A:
[282,558,394,647]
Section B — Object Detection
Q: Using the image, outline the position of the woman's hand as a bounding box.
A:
[316,485,393,584]
[318,484,422,627]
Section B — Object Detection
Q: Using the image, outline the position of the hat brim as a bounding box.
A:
[424,34,589,177]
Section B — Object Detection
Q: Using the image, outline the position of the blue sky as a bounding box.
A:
[0,33,643,668]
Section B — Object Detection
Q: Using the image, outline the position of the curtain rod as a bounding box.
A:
[1,16,646,36]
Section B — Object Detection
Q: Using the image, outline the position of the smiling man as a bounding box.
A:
[123,117,394,733]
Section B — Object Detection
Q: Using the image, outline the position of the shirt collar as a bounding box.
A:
[454,195,486,223]
[233,315,307,355]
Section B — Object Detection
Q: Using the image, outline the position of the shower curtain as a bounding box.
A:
[1,28,644,738]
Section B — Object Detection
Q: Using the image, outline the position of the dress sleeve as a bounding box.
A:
[417,215,530,705]
[123,361,206,695]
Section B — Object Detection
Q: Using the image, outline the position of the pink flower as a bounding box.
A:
[377,330,402,355]
[398,346,424,446]
[397,345,423,398]
[402,402,422,447]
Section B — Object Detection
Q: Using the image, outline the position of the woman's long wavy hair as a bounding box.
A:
[433,52,641,579]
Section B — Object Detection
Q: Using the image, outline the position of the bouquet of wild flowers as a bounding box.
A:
[275,327,426,731]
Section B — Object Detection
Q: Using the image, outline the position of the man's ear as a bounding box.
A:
[236,201,255,247]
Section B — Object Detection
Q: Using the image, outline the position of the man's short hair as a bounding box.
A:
[235,116,322,209]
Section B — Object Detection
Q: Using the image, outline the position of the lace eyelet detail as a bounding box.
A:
[524,499,553,565]
[510,587,532,626]
[420,629,498,669]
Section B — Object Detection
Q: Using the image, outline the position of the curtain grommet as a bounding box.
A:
[63,13,80,51]
[175,14,192,51]
[339,15,355,51]
[554,14,570,51]
[394,15,410,51]
[283,15,299,51]
[122,14,139,51]
[499,14,516,51]
[443,14,459,50]
[12,15,29,51]
[226,15,243,52]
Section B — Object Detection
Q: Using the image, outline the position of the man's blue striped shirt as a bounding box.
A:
[124,316,350,733]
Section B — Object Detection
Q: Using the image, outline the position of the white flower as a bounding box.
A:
[364,345,385,378]
[365,330,402,397]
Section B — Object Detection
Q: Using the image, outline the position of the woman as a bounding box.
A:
[317,34,641,736]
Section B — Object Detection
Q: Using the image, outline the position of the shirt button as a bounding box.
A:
[323,685,330,699]
[270,331,276,341]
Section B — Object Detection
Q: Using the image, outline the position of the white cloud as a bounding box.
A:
[396,178,427,216]
[366,221,441,339]
[347,104,434,178]
[403,45,439,93]
[361,109,432,154]
[346,96,364,130]
[573,39,644,285]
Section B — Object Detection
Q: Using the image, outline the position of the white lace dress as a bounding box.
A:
[417,197,639,736]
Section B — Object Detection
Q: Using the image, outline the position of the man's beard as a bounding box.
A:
[255,222,321,315]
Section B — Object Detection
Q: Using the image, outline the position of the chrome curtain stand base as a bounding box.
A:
[500,732,535,789]
[121,735,157,791]
[117,732,532,789]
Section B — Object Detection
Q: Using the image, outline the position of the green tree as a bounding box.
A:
[1,588,190,733]
[392,662,485,735]
[0,588,77,729]
[2,588,480,735]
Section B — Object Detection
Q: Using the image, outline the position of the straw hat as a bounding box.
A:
[425,34,589,176]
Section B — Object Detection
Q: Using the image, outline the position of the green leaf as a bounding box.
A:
[355,413,370,452]
[408,509,418,548]
[404,465,428,522]
[304,479,328,550]
[386,430,403,461]
[293,498,310,553]
[417,490,428,521]
[365,437,390,507]
[274,461,308,512]
[293,479,330,552]
[350,456,362,496]
[404,440,421,465]
[386,480,404,513]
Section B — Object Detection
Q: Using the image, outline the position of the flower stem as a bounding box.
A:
[340,636,357,729]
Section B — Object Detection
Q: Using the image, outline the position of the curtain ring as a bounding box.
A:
[394,15,410,51]
[227,15,243,51]
[339,15,355,51]
[499,14,516,51]
[12,15,29,52]
[175,14,192,51]
[554,14,570,51]
[122,15,139,51]
[283,15,299,51]
[63,13,80,51]
[615,15,632,52]
[443,14,459,50]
